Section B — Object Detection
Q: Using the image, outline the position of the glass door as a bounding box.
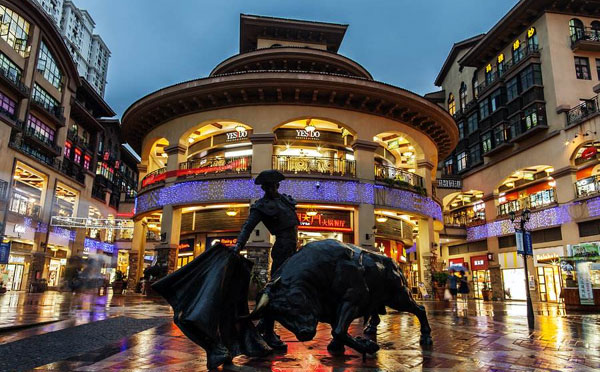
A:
[472,270,491,299]
[11,264,23,290]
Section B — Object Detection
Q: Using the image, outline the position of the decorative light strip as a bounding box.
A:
[135,179,443,221]
[466,200,583,241]
[84,238,115,254]
[51,226,77,242]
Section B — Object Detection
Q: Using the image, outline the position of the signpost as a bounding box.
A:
[510,209,535,329]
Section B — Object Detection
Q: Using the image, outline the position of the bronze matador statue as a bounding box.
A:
[234,169,299,350]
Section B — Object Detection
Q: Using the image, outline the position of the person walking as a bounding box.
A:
[458,270,470,303]
[447,269,458,301]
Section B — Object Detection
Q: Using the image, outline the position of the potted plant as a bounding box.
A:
[112,270,125,295]
[431,271,449,300]
[481,283,493,301]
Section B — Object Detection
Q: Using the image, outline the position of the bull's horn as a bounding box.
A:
[243,293,269,320]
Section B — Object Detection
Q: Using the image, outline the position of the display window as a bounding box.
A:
[48,258,66,287]
[10,162,47,218]
[0,254,26,291]
[537,266,562,302]
[501,268,527,300]
[53,182,79,218]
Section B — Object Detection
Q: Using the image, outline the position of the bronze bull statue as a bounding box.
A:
[153,239,432,369]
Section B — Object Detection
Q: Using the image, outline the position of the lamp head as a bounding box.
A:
[523,209,531,222]
[509,211,516,223]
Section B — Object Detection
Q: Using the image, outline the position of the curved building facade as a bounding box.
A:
[122,15,458,286]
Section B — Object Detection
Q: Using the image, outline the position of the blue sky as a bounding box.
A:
[75,0,516,117]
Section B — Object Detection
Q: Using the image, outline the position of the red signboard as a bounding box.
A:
[581,146,598,160]
[296,209,352,232]
[470,255,488,270]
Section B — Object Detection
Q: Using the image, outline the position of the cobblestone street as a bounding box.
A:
[1,292,599,371]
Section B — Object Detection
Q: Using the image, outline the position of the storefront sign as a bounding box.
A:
[533,247,565,266]
[8,254,24,264]
[470,255,489,270]
[568,242,600,258]
[297,209,352,232]
[225,131,249,142]
[576,262,595,305]
[178,238,195,252]
[13,224,26,234]
[206,236,238,248]
[0,242,10,264]
[437,178,462,189]
[295,129,321,139]
[581,146,598,160]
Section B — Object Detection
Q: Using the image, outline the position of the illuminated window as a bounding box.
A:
[459,82,467,111]
[37,42,63,90]
[457,152,468,172]
[482,132,492,153]
[592,21,600,40]
[575,56,591,80]
[74,148,81,164]
[0,91,16,116]
[0,6,30,57]
[26,114,55,144]
[512,40,522,63]
[83,155,91,170]
[527,27,538,50]
[444,158,454,175]
[64,141,72,158]
[448,93,456,115]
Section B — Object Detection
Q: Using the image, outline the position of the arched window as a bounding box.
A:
[569,18,585,42]
[448,93,456,116]
[459,83,467,111]
[592,21,600,40]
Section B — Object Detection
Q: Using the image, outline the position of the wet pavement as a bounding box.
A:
[0,292,599,371]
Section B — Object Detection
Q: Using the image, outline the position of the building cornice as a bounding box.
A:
[351,139,379,152]
[249,133,277,144]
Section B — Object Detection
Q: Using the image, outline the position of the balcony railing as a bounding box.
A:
[497,188,556,217]
[22,126,61,155]
[571,27,600,49]
[575,175,600,198]
[375,164,424,193]
[31,96,66,125]
[9,135,57,168]
[567,96,599,127]
[57,159,86,184]
[92,183,105,201]
[273,155,356,178]
[476,45,540,96]
[140,167,167,189]
[178,156,251,179]
[0,66,28,95]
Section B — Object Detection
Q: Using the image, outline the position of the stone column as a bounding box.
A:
[352,140,377,250]
[554,167,579,246]
[128,219,147,289]
[247,133,276,282]
[250,133,276,175]
[157,205,182,275]
[164,144,187,182]
[416,160,435,197]
[417,217,435,294]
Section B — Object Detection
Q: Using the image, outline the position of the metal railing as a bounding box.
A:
[567,95,599,127]
[0,66,28,95]
[272,155,356,177]
[140,167,167,189]
[497,188,556,217]
[22,126,61,154]
[476,45,539,95]
[57,159,86,184]
[375,164,424,188]
[179,156,251,178]
[575,175,600,198]
[570,27,600,48]
[31,96,65,124]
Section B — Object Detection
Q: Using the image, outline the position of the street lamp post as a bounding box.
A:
[509,209,534,330]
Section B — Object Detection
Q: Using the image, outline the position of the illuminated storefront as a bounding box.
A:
[470,255,491,299]
[499,252,527,300]
[0,253,28,291]
[533,246,564,303]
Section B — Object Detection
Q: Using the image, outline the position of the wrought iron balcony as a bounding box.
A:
[374,164,425,194]
[476,45,540,96]
[567,96,599,127]
[272,155,356,178]
[571,27,600,51]
[57,159,86,184]
[0,66,28,96]
[22,127,61,155]
[178,156,252,179]
[30,96,66,125]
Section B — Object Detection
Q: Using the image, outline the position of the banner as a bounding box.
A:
[576,262,595,305]
[0,242,10,264]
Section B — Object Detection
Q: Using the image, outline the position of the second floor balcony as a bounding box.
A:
[571,27,600,51]
[273,155,356,178]
[22,127,62,156]
[0,66,28,97]
[567,95,599,127]
[575,174,600,199]
[30,96,66,126]
[178,156,252,180]
[375,164,425,194]
[497,188,556,217]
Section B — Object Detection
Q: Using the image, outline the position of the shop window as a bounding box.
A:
[499,235,516,248]
[0,6,30,57]
[467,113,478,134]
[575,56,591,80]
[0,91,16,116]
[0,51,22,84]
[482,132,492,153]
[53,182,78,218]
[10,162,46,218]
[448,93,456,116]
[531,227,562,243]
[520,64,542,90]
[506,77,519,102]
[479,98,490,119]
[37,42,63,90]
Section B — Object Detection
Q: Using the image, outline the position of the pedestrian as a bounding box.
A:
[458,270,469,303]
[447,269,458,301]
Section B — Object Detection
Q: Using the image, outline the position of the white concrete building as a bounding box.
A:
[33,0,110,96]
